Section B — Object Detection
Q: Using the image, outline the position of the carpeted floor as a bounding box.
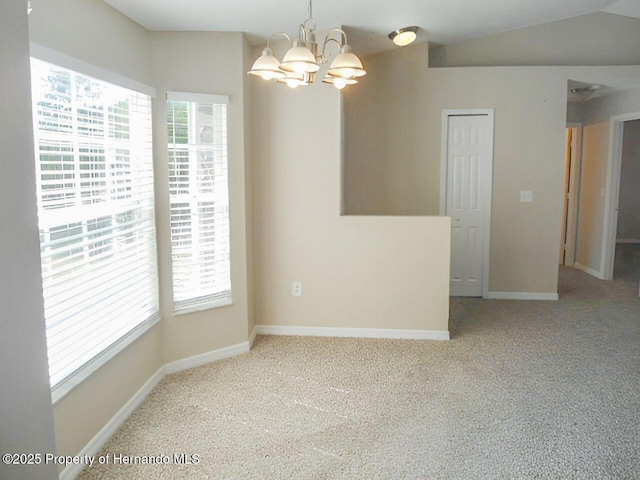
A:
[78,268,639,479]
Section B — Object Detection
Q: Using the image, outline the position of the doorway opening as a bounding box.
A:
[611,119,640,282]
[602,112,640,282]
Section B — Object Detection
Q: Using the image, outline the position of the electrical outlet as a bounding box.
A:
[292,281,303,297]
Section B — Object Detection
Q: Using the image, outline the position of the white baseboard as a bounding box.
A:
[60,339,251,480]
[254,325,450,341]
[164,341,250,375]
[59,322,453,480]
[486,291,559,301]
[574,262,605,280]
[59,367,165,480]
[616,239,640,244]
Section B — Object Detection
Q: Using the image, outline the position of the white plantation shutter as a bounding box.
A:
[167,92,231,313]
[31,58,159,395]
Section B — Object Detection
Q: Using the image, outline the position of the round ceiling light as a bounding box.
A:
[388,26,419,47]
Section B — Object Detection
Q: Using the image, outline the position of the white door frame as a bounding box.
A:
[440,109,495,298]
[602,111,640,280]
[563,122,582,267]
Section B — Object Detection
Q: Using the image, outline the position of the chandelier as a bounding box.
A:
[247,0,367,89]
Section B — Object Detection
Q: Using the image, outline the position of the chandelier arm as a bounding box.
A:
[299,24,307,44]
[324,28,348,46]
[319,38,343,63]
[266,32,293,50]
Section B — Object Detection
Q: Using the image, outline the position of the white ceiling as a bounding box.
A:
[103,0,640,46]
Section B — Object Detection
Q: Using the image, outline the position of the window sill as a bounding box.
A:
[51,313,161,405]
[173,296,233,316]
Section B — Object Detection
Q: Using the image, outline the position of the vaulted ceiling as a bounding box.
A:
[103,0,640,46]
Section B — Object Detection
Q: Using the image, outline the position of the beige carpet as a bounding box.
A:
[79,268,639,479]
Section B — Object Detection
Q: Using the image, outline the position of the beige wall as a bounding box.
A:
[343,64,640,294]
[27,0,167,464]
[425,67,568,294]
[430,13,640,68]
[150,31,252,362]
[27,0,256,466]
[574,87,640,274]
[343,42,432,215]
[53,325,163,463]
[618,120,640,241]
[28,0,154,86]
[252,79,450,333]
[0,1,59,479]
[243,36,256,337]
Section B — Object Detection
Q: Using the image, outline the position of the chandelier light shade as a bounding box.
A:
[280,42,320,73]
[247,0,367,90]
[248,48,287,80]
[388,26,419,47]
[327,46,367,79]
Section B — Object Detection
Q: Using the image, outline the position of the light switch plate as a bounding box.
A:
[520,190,533,203]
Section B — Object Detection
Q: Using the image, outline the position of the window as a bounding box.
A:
[166,92,231,313]
[31,58,158,397]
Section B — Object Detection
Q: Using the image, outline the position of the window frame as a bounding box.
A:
[30,48,159,404]
[166,91,232,315]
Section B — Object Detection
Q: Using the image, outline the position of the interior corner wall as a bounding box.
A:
[424,67,568,294]
[429,12,640,68]
[243,35,256,336]
[150,31,251,363]
[575,87,640,274]
[27,0,164,465]
[343,42,433,215]
[0,2,59,479]
[251,77,450,334]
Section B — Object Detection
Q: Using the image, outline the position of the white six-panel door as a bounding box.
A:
[446,114,493,297]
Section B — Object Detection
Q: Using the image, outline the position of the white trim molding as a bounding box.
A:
[59,367,165,480]
[602,110,640,280]
[574,262,606,280]
[58,324,452,480]
[60,339,250,480]
[249,325,258,348]
[486,292,559,301]
[164,341,250,375]
[254,325,450,341]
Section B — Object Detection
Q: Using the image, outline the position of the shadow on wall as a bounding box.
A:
[342,42,433,216]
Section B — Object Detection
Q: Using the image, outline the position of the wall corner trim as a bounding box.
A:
[485,291,559,301]
[249,326,258,348]
[254,325,451,341]
[573,262,606,280]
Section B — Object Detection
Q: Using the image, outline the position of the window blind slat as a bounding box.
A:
[167,98,231,311]
[31,58,159,391]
